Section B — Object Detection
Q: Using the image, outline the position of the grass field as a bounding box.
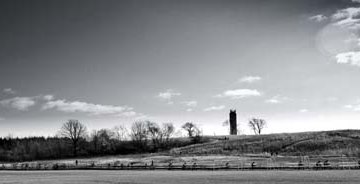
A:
[0,170,359,184]
[173,129,360,156]
[2,130,360,171]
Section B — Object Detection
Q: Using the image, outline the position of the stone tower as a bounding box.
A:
[229,110,237,135]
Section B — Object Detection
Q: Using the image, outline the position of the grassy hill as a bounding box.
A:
[3,129,360,170]
[171,129,360,157]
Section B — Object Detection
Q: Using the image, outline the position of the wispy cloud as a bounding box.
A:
[309,14,327,22]
[204,105,225,112]
[42,95,55,101]
[239,76,261,83]
[182,100,197,107]
[331,7,360,27]
[216,89,261,99]
[0,97,36,111]
[157,89,181,104]
[344,103,360,111]
[299,109,309,113]
[3,88,16,95]
[182,100,197,112]
[265,95,289,104]
[42,99,136,117]
[157,89,181,100]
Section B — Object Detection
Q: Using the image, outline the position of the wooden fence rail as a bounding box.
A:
[1,162,360,171]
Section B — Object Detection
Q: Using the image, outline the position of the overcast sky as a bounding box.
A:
[1,0,360,137]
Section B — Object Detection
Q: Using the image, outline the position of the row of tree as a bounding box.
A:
[0,118,266,162]
[0,120,203,162]
[59,120,205,156]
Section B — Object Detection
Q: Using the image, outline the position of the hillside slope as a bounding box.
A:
[171,129,360,157]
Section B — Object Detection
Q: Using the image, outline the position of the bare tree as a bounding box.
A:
[90,130,100,153]
[112,125,128,141]
[181,122,198,137]
[130,121,149,151]
[161,122,175,146]
[248,118,266,135]
[146,121,161,150]
[59,120,87,156]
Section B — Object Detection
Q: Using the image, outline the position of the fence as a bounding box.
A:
[1,161,360,171]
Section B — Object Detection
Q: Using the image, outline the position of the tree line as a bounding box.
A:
[0,117,267,162]
[0,120,204,162]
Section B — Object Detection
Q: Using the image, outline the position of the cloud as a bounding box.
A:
[331,7,360,30]
[42,95,54,101]
[265,98,281,104]
[332,7,360,21]
[0,97,36,111]
[182,100,197,107]
[265,95,289,104]
[309,14,327,22]
[239,76,261,83]
[186,108,193,112]
[157,89,181,104]
[0,94,143,118]
[3,88,16,95]
[42,99,136,117]
[330,6,360,67]
[299,109,309,113]
[216,89,261,99]
[313,5,360,67]
[157,89,181,100]
[344,103,360,111]
[335,51,360,66]
[120,111,138,117]
[0,117,4,121]
[204,105,225,112]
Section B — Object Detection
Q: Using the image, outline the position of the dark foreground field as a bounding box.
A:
[1,170,360,184]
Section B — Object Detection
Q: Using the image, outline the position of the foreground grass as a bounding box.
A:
[1,170,359,184]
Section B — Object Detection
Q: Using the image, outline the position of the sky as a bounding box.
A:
[1,0,360,137]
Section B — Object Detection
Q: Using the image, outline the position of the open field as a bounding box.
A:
[2,130,360,171]
[1,170,360,184]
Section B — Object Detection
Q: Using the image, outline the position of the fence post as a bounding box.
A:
[192,162,197,170]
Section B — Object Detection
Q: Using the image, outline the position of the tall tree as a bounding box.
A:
[161,122,175,146]
[181,122,199,137]
[248,118,266,135]
[90,130,100,154]
[112,125,128,141]
[59,120,87,156]
[91,129,114,154]
[130,121,149,151]
[146,121,161,150]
